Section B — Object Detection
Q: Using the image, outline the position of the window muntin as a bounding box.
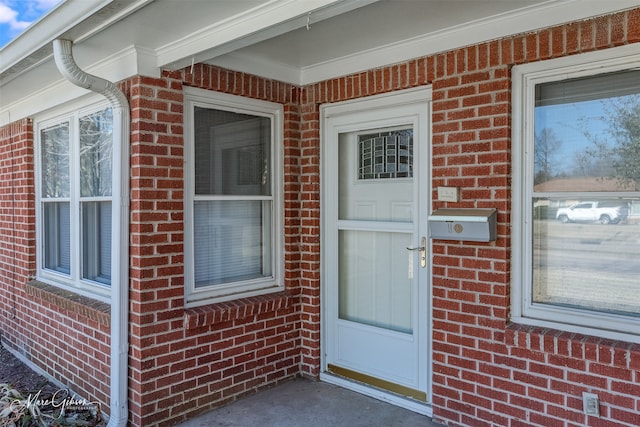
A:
[513,48,640,341]
[185,89,283,305]
[37,106,113,296]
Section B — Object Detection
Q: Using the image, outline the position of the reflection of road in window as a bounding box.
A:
[533,216,640,315]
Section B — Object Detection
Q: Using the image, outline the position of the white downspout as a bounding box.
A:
[53,39,129,427]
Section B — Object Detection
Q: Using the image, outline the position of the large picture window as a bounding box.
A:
[184,88,283,306]
[37,104,113,299]
[512,46,640,342]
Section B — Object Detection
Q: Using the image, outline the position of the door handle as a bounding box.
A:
[406,236,427,268]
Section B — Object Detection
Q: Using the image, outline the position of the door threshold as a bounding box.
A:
[327,364,427,402]
[319,372,433,417]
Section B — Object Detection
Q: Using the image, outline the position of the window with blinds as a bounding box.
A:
[184,88,283,306]
[511,46,640,342]
[193,113,272,288]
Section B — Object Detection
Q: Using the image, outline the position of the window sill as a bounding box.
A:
[505,323,640,370]
[25,280,110,327]
[184,291,295,330]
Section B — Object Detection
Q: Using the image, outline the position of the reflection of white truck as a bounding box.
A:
[556,201,629,224]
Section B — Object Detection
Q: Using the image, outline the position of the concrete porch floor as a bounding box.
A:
[176,377,442,427]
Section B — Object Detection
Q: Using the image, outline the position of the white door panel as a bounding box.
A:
[335,321,415,383]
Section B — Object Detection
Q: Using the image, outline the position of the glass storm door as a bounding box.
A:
[322,91,431,407]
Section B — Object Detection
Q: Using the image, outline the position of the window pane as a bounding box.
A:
[82,201,111,285]
[80,108,113,197]
[338,230,412,333]
[194,107,271,196]
[43,202,70,275]
[193,200,272,287]
[534,70,640,190]
[41,123,70,198]
[532,197,640,316]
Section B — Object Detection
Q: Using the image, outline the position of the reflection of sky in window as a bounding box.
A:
[534,97,624,173]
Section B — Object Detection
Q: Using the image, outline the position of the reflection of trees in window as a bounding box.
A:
[534,70,640,189]
[579,95,640,190]
[80,108,113,197]
[534,128,562,185]
[603,94,640,188]
[572,144,615,178]
[572,113,617,178]
[535,96,640,189]
[41,123,70,198]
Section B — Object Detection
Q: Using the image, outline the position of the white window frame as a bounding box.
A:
[184,87,284,306]
[35,97,113,302]
[512,44,640,343]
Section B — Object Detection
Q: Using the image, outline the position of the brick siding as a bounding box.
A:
[122,70,304,425]
[426,9,640,427]
[0,119,112,409]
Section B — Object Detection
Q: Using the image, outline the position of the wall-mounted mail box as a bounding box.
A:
[428,208,497,242]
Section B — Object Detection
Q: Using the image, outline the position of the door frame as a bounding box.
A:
[319,87,433,416]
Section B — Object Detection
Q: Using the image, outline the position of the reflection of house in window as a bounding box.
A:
[358,129,413,180]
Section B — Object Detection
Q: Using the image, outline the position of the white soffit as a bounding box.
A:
[206,0,640,86]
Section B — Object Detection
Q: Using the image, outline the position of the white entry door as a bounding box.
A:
[322,88,431,408]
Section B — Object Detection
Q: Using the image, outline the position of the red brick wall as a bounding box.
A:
[123,68,304,425]
[0,120,34,330]
[0,119,35,361]
[0,120,112,409]
[427,9,640,427]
